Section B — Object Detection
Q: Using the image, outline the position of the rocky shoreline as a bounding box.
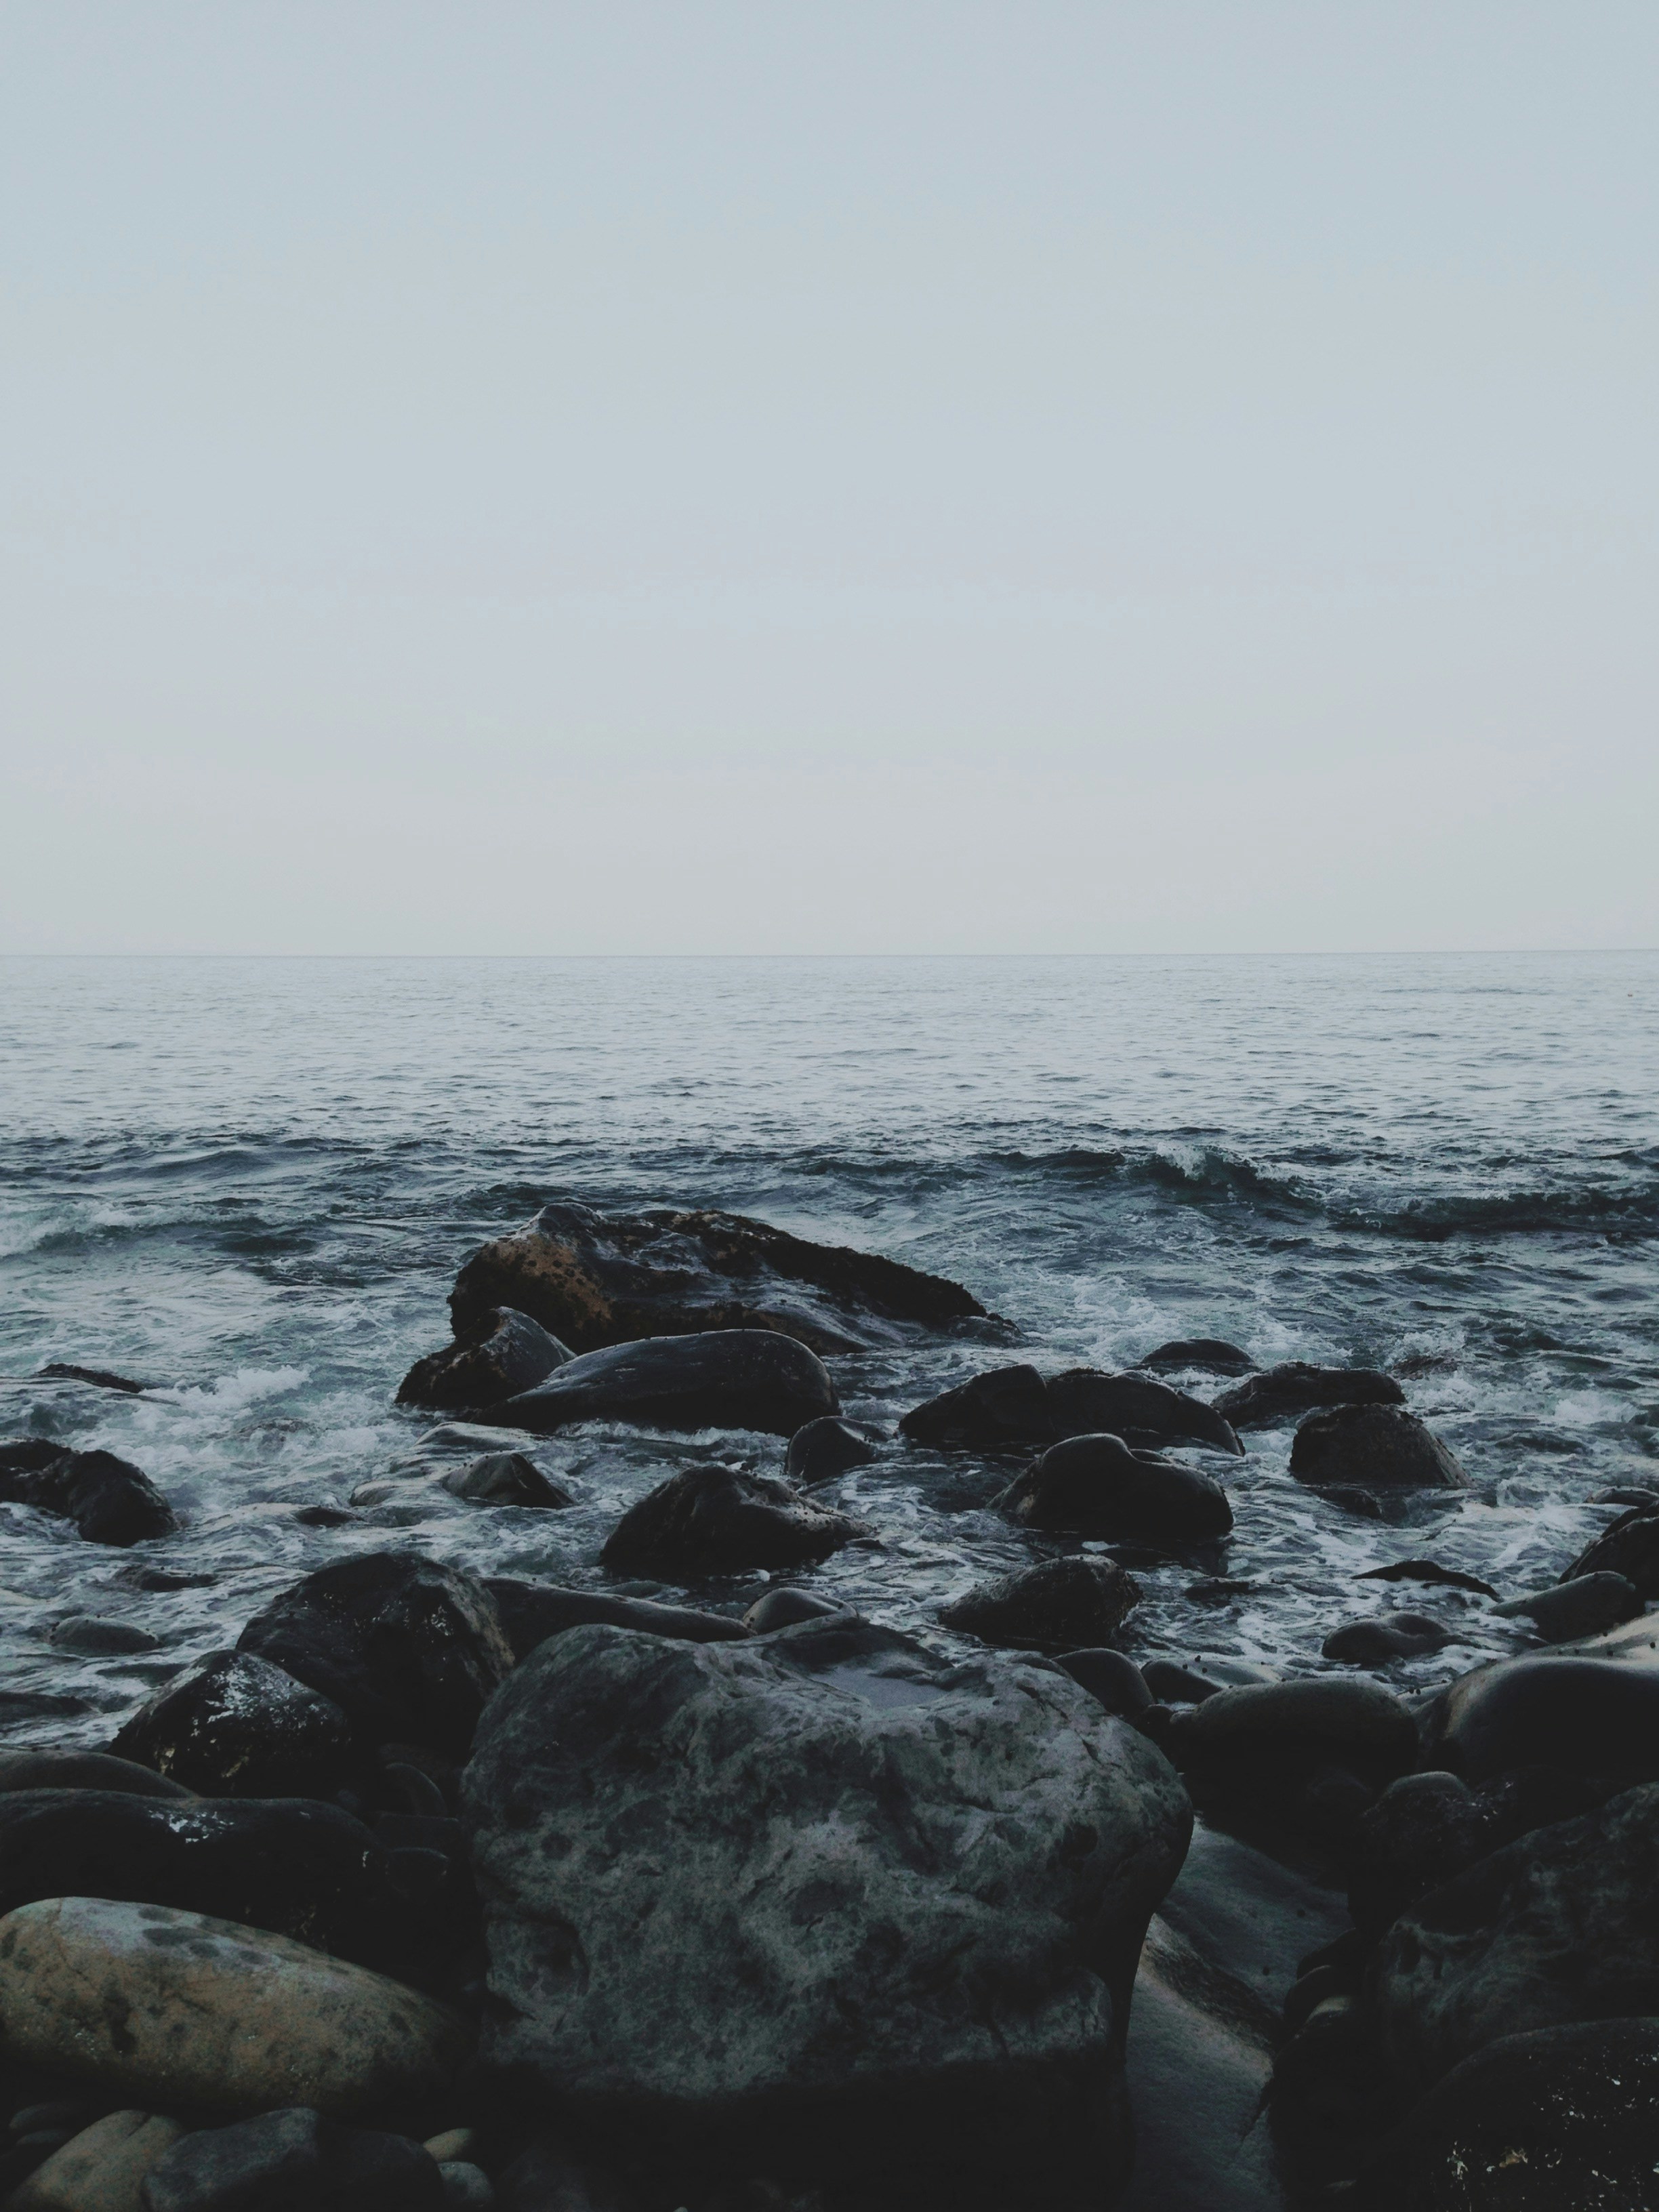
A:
[2,1203,1656,2208]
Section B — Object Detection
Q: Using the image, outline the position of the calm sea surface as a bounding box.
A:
[2,953,1656,1740]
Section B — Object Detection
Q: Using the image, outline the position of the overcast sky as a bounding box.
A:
[3,3,1654,954]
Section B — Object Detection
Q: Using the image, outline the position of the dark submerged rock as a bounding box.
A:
[0,1748,194,1799]
[0,1441,178,1546]
[237,1553,514,1759]
[939,1556,1141,1650]
[110,1649,356,1799]
[1422,1653,1659,1786]
[784,1414,878,1485]
[1290,1404,1468,1490]
[1134,1338,1255,1377]
[34,1362,148,1394]
[440,1451,572,1508]
[600,1464,868,1578]
[142,2106,445,2212]
[396,1305,573,1413]
[1322,1612,1456,1664]
[743,1586,847,1633]
[49,1614,159,1654]
[998,1432,1233,1544]
[449,1200,987,1355]
[1214,1362,1405,1429]
[486,1575,747,1658]
[490,1328,838,1439]
[1494,1572,1642,1643]
[1559,1503,1659,1595]
[1141,1656,1280,1704]
[900,1364,1240,1456]
[1357,1557,1500,1599]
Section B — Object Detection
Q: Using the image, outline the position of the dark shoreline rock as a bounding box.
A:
[901,1365,1241,1457]
[1214,1364,1404,1430]
[600,1464,869,1578]
[396,1307,572,1412]
[939,1557,1142,1650]
[998,1433,1234,1544]
[785,1414,879,1485]
[1289,1406,1468,1491]
[110,1649,356,1799]
[1421,1652,1659,1785]
[1135,1338,1254,1377]
[34,1362,150,1394]
[1559,1502,1659,1595]
[490,1328,838,1438]
[487,1576,749,1656]
[0,1441,178,1546]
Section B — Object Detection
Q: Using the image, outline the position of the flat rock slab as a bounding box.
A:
[0,1897,470,2115]
[490,1329,838,1438]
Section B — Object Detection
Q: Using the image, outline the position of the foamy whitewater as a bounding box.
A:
[1,952,1656,1740]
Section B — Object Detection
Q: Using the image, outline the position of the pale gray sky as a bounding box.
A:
[3,2,1654,953]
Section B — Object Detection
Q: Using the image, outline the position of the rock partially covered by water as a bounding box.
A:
[464,1619,1190,2184]
[1372,1782,1659,2091]
[440,1452,572,1508]
[396,1307,573,1412]
[784,1414,878,1485]
[1494,1572,1643,1643]
[1422,1654,1659,1786]
[1213,1363,1405,1429]
[1348,1767,1596,1936]
[1135,1338,1255,1376]
[900,1364,1241,1456]
[1559,1502,1659,1595]
[449,1200,987,1356]
[110,1650,356,1799]
[0,1441,178,1547]
[143,2107,445,2212]
[1289,1406,1468,1490]
[0,1896,470,2115]
[998,1433,1233,1544]
[491,1330,838,1439]
[236,1553,514,1760]
[939,1556,1141,1650]
[1322,1612,1455,1664]
[485,1576,747,1658]
[600,1465,869,1578]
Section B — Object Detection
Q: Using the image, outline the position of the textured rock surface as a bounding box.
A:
[449,1201,987,1353]
[998,1433,1233,1542]
[142,2106,445,2211]
[464,1619,1191,2122]
[110,1650,355,1799]
[489,1329,838,1438]
[3,2107,185,2210]
[0,1898,470,2115]
[598,1464,868,1577]
[1213,1364,1404,1429]
[1289,1406,1468,1491]
[784,1414,878,1485]
[396,1307,573,1412]
[938,1556,1142,1650]
[0,1442,177,1547]
[901,1365,1240,1456]
[236,1553,514,1757]
[1372,1782,1659,2089]
[440,1452,573,1508]
[485,1576,747,1658]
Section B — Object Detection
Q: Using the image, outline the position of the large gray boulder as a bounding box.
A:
[464,1618,1190,2175]
[1371,1782,1659,2091]
[489,1329,838,1437]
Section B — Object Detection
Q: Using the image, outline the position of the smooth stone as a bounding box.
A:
[899,1365,1240,1456]
[999,1433,1233,1544]
[237,1553,514,1758]
[464,1619,1189,2182]
[421,2129,477,2165]
[743,1587,847,1633]
[599,1465,868,1578]
[438,2163,495,2208]
[1424,1653,1659,1784]
[938,1557,1141,1650]
[1289,1405,1468,1490]
[1494,1572,1643,1642]
[1141,1658,1280,1704]
[1372,1782,1659,2090]
[485,1577,747,1659]
[2,2108,186,2211]
[110,1650,355,1799]
[142,2107,445,2211]
[396,1307,574,1412]
[0,1791,409,1972]
[48,1616,160,1657]
[1212,1363,1404,1430]
[783,1416,878,1486]
[491,1329,838,1439]
[0,1443,178,1548]
[1559,1504,1659,1595]
[0,1751,192,1801]
[1057,1649,1153,1716]
[1321,1612,1455,1664]
[1347,1765,1595,1935]
[1168,1677,1418,1793]
[0,1898,470,2116]
[447,1200,987,1354]
[33,1364,149,1395]
[440,1453,573,1509]
[1134,1340,1255,1378]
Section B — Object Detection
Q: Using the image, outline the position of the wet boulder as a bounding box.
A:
[900,1365,1240,1456]
[784,1415,878,1486]
[142,2107,445,2212]
[0,1897,470,2116]
[1372,1782,1659,2090]
[449,1200,987,1356]
[1166,1677,1418,1797]
[0,1441,177,1547]
[109,1649,356,1799]
[743,1587,850,1633]
[1421,1653,1659,1786]
[1056,1649,1153,1717]
[1141,1656,1280,1703]
[464,1618,1190,2182]
[1290,1405,1468,1490]
[939,1556,1141,1650]
[440,1452,572,1508]
[1134,1338,1254,1377]
[236,1553,514,1759]
[49,1614,159,1654]
[1213,1362,1404,1430]
[485,1576,747,1658]
[998,1433,1233,1544]
[1348,1766,1597,1935]
[600,1465,869,1579]
[1494,1572,1643,1643]
[0,1749,193,1800]
[1559,1504,1659,1596]
[34,1362,149,1394]
[490,1329,838,1438]
[1322,1612,1456,1664]
[396,1307,573,1412]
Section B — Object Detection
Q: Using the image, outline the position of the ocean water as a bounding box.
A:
[1,951,1656,1744]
